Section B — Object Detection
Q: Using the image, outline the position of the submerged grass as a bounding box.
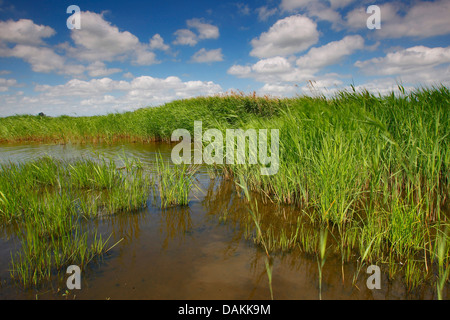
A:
[155,154,200,208]
[0,155,152,287]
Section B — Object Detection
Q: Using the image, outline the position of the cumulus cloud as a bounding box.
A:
[0,76,223,117]
[256,6,278,21]
[0,19,55,45]
[186,19,219,40]
[228,56,315,83]
[350,78,416,97]
[0,19,86,76]
[252,56,292,74]
[86,61,122,77]
[227,65,252,77]
[279,0,312,12]
[355,46,450,76]
[258,77,345,97]
[173,18,219,46]
[0,44,84,75]
[354,46,450,88]
[296,35,364,71]
[0,78,18,92]
[191,48,223,63]
[345,0,450,38]
[250,15,319,58]
[173,29,198,46]
[280,0,355,12]
[123,72,134,79]
[278,0,358,29]
[0,12,161,75]
[328,0,355,9]
[259,83,300,96]
[236,3,251,16]
[133,44,158,65]
[149,34,170,51]
[67,11,143,62]
[65,11,158,66]
[229,35,366,96]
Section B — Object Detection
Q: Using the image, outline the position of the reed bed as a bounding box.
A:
[0,155,152,287]
[1,85,449,295]
[0,93,281,144]
[214,86,449,295]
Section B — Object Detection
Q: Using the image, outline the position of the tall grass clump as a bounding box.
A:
[0,154,152,287]
[155,154,200,208]
[210,86,449,293]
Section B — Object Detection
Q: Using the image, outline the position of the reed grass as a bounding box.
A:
[155,154,200,208]
[1,154,153,287]
[1,85,449,294]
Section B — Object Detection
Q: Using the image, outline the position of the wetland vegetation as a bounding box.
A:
[0,85,448,299]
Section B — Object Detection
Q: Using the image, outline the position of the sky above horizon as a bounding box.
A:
[0,0,449,116]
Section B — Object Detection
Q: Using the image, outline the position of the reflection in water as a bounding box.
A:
[0,142,447,299]
[159,206,193,250]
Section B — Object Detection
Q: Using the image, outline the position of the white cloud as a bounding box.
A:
[304,1,343,26]
[0,14,158,75]
[227,65,252,77]
[133,44,158,65]
[328,0,355,9]
[355,46,450,76]
[236,3,251,15]
[68,11,140,62]
[252,57,292,74]
[256,6,278,21]
[65,11,158,66]
[149,34,170,51]
[123,72,134,79]
[354,46,450,88]
[280,0,312,12]
[86,61,122,77]
[173,18,219,47]
[0,44,84,75]
[259,83,299,96]
[229,35,367,96]
[191,48,223,63]
[250,15,319,58]
[0,78,18,92]
[278,0,357,29]
[173,29,198,46]
[258,77,345,97]
[296,35,364,71]
[0,76,223,116]
[345,0,450,38]
[186,18,219,40]
[280,0,355,12]
[0,19,55,45]
[228,56,315,83]
[0,19,86,76]
[351,78,416,97]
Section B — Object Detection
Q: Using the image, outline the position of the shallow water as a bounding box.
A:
[0,142,446,300]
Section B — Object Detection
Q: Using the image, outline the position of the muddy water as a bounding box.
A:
[0,142,445,300]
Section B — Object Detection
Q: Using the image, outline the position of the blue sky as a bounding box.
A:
[0,0,449,116]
